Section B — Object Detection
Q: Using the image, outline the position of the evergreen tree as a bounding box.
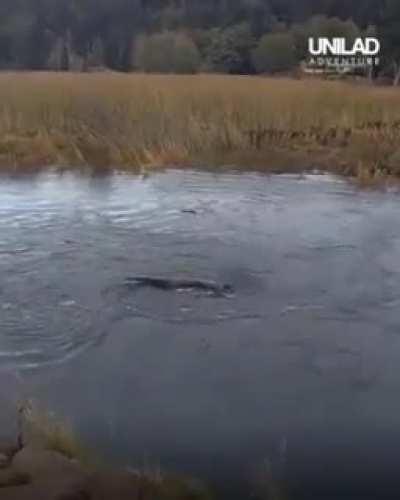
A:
[0,0,392,76]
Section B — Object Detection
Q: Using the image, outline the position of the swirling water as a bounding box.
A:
[1,169,400,498]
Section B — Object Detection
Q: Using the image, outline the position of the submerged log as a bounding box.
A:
[124,276,234,297]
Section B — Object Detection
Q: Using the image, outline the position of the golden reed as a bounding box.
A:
[0,72,399,180]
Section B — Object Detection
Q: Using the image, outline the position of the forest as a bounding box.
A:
[0,0,399,82]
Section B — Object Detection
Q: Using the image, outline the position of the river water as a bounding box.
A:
[1,169,400,498]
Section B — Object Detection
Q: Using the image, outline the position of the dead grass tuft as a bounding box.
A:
[18,400,88,463]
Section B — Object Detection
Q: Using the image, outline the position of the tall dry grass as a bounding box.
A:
[18,399,88,462]
[0,72,400,178]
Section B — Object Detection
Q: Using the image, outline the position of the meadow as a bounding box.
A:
[1,72,400,180]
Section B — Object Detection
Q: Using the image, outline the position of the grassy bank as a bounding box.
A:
[0,400,214,500]
[1,72,400,180]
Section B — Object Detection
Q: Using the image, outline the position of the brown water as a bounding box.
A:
[1,169,400,499]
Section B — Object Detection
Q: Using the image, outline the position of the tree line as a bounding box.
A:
[1,0,400,83]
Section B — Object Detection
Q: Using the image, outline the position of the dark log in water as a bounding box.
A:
[124,276,234,297]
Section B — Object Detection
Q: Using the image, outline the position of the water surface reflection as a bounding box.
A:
[1,170,400,498]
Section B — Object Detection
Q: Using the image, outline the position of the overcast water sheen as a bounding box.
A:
[1,169,400,499]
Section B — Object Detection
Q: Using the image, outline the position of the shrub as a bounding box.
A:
[252,33,297,74]
[202,23,255,74]
[134,32,201,74]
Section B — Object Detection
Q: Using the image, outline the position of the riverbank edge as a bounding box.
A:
[0,135,396,186]
[0,404,214,500]
[0,434,290,500]
[0,440,214,500]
